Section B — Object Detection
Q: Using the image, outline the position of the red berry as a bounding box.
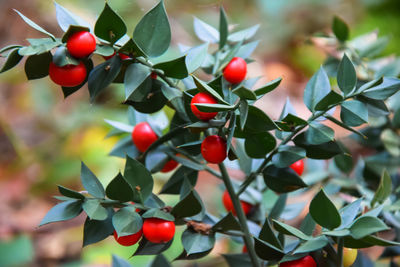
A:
[150,72,158,79]
[223,57,247,84]
[113,229,142,246]
[222,190,253,216]
[142,218,175,243]
[161,159,179,173]
[242,245,248,253]
[279,255,316,267]
[201,135,227,164]
[48,61,87,87]
[103,52,131,61]
[290,159,305,176]
[131,122,158,153]
[190,92,218,121]
[66,31,96,58]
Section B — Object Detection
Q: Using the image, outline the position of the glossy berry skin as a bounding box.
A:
[279,256,317,267]
[223,57,247,84]
[66,31,96,58]
[103,52,131,61]
[143,218,175,243]
[131,122,158,153]
[290,159,305,176]
[201,135,227,164]
[48,62,87,87]
[190,92,218,121]
[161,159,179,173]
[222,190,253,216]
[113,229,142,246]
[343,248,357,267]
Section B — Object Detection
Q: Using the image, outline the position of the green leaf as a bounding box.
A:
[259,219,283,249]
[105,173,134,202]
[119,38,146,58]
[39,200,82,226]
[19,38,61,56]
[326,115,366,139]
[294,236,329,254]
[0,49,23,73]
[171,190,203,220]
[363,77,400,100]
[222,253,252,267]
[0,45,22,55]
[337,54,356,95]
[244,132,276,158]
[338,198,362,229]
[350,216,389,239]
[133,238,173,256]
[52,46,79,67]
[81,162,105,198]
[371,170,392,207]
[14,9,56,40]
[228,25,260,43]
[159,166,198,195]
[94,3,127,44]
[253,237,285,261]
[184,43,209,73]
[340,100,368,127]
[239,100,249,130]
[305,122,335,145]
[182,228,215,255]
[153,56,188,79]
[309,189,341,230]
[83,199,108,220]
[61,25,91,43]
[219,6,228,49]
[167,153,204,171]
[272,145,306,168]
[236,40,259,59]
[134,1,171,57]
[293,132,343,159]
[263,165,308,193]
[193,17,219,43]
[112,206,143,236]
[332,16,349,42]
[195,103,236,112]
[314,90,343,111]
[254,77,282,97]
[303,66,331,112]
[124,156,154,203]
[212,213,241,232]
[58,185,85,200]
[24,52,52,80]
[269,194,287,220]
[142,208,175,221]
[112,255,131,267]
[272,220,312,240]
[150,255,171,267]
[232,87,257,100]
[124,63,151,100]
[381,129,400,157]
[192,75,228,104]
[241,105,278,132]
[54,2,91,32]
[83,209,114,247]
[88,55,122,102]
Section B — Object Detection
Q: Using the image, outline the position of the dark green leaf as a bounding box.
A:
[305,122,335,145]
[222,253,253,267]
[259,219,283,249]
[181,228,215,255]
[340,100,368,127]
[326,115,366,139]
[94,3,126,44]
[254,77,282,97]
[332,16,349,42]
[88,55,122,102]
[303,66,331,112]
[52,46,79,67]
[160,166,198,195]
[83,209,114,247]
[14,9,56,40]
[0,45,22,55]
[124,63,151,100]
[154,56,188,79]
[24,52,52,80]
[232,87,257,100]
[124,156,154,203]
[150,255,171,267]
[134,238,173,256]
[239,100,249,130]
[212,213,241,232]
[106,172,133,202]
[171,190,203,219]
[263,165,307,193]
[272,146,306,168]
[192,75,228,104]
[112,206,143,236]
[109,136,140,159]
[81,162,105,198]
[314,90,343,111]
[337,54,356,95]
[54,1,91,32]
[39,200,82,226]
[309,189,341,230]
[0,49,23,73]
[57,185,84,200]
[363,77,400,100]
[244,132,276,158]
[82,199,108,220]
[142,208,174,221]
[119,38,146,58]
[219,6,228,48]
[350,216,389,239]
[134,1,171,57]
[272,220,312,240]
[195,103,235,112]
[294,236,329,254]
[167,153,204,171]
[241,105,278,132]
[300,214,316,236]
[371,170,392,207]
[61,25,91,43]
[293,133,343,159]
[253,237,284,261]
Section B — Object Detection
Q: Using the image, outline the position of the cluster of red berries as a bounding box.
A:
[114,217,175,246]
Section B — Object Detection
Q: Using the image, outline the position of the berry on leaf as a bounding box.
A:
[290,159,305,176]
[279,255,317,267]
[142,218,175,243]
[222,190,253,216]
[131,122,158,153]
[190,92,218,121]
[201,135,227,164]
[223,57,247,84]
[48,61,87,87]
[113,229,143,246]
[66,31,96,58]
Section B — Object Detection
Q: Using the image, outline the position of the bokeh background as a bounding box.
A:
[0,0,399,266]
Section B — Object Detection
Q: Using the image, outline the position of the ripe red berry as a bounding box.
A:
[290,159,305,176]
[66,31,96,58]
[223,57,247,84]
[142,218,175,243]
[150,72,158,79]
[279,256,316,267]
[161,159,179,173]
[242,245,248,253]
[222,190,253,216]
[48,61,87,87]
[201,135,227,164]
[190,92,218,121]
[131,122,158,153]
[103,52,131,61]
[113,229,142,246]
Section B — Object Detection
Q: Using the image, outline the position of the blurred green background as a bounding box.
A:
[0,0,399,266]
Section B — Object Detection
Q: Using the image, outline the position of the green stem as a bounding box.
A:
[135,57,179,89]
[337,237,344,267]
[218,163,261,267]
